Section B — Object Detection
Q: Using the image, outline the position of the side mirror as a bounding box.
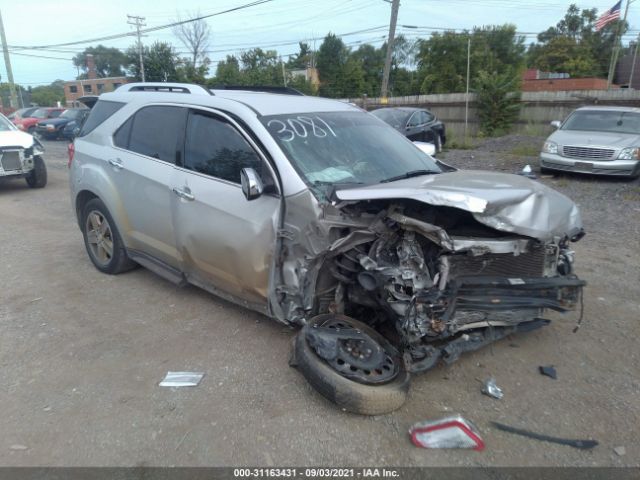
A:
[240,167,264,201]
[72,126,81,139]
[550,120,561,129]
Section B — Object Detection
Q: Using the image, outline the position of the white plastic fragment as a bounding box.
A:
[159,372,204,387]
[482,377,504,399]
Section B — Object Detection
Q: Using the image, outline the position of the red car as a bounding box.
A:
[15,107,64,134]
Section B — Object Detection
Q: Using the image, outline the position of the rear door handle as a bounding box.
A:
[172,187,195,201]
[108,158,124,169]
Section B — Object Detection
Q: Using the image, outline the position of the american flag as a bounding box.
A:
[595,1,622,31]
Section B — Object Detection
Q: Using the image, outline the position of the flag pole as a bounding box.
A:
[607,0,632,88]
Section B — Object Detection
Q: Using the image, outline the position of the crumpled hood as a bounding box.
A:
[0,130,36,149]
[334,170,583,241]
[549,129,640,149]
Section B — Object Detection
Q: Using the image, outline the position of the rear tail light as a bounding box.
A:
[409,416,485,451]
[67,142,75,168]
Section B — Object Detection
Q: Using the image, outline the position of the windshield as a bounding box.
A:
[261,111,441,193]
[0,114,17,131]
[371,108,409,126]
[31,109,49,119]
[61,109,81,119]
[562,110,640,134]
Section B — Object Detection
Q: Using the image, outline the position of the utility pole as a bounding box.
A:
[281,56,288,87]
[0,9,19,109]
[380,0,400,101]
[607,0,632,88]
[464,36,471,140]
[629,34,640,88]
[127,14,146,82]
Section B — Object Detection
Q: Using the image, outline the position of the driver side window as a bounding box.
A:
[183,111,268,185]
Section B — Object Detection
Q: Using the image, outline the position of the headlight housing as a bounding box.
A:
[542,141,558,154]
[32,138,45,156]
[617,147,640,160]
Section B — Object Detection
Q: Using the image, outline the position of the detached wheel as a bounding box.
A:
[25,156,47,188]
[81,198,137,274]
[293,314,410,415]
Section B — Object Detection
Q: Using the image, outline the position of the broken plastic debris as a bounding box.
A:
[519,164,537,179]
[481,377,504,399]
[491,421,598,450]
[159,372,204,387]
[409,416,485,450]
[539,365,557,379]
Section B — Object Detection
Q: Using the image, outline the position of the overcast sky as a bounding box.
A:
[2,0,639,86]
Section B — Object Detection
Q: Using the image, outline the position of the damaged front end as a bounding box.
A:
[276,173,585,375]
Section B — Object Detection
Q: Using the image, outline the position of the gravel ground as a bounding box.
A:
[0,137,638,467]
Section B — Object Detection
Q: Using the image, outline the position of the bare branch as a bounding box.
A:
[172,10,211,67]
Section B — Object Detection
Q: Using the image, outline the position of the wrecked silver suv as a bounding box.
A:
[70,83,585,414]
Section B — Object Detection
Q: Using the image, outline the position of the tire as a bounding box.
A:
[293,314,410,415]
[434,134,443,153]
[25,156,47,188]
[81,198,137,274]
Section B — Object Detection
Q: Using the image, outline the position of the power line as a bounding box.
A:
[9,0,276,50]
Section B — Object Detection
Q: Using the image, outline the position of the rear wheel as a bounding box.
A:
[25,156,47,188]
[81,198,137,274]
[292,314,410,415]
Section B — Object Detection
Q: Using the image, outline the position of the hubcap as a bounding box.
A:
[315,317,400,385]
[85,210,114,266]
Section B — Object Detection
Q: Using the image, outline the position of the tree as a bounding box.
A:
[30,80,65,106]
[176,57,210,84]
[474,70,521,136]
[239,48,281,85]
[415,25,525,94]
[317,33,349,97]
[212,55,243,85]
[172,11,211,67]
[126,42,179,82]
[287,42,312,69]
[528,4,625,77]
[72,45,127,78]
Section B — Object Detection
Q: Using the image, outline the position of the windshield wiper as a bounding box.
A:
[379,169,438,183]
[312,180,364,186]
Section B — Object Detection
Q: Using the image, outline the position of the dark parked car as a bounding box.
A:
[372,107,446,152]
[36,108,89,140]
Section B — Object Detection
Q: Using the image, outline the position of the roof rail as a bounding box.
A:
[117,82,212,95]
[212,85,304,96]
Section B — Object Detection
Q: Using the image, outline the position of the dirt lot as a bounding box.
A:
[1,136,639,467]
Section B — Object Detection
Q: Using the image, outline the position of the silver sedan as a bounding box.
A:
[540,106,640,178]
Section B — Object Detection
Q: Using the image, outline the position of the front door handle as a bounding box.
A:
[172,187,195,201]
[108,158,124,169]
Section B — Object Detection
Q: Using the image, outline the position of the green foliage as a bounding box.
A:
[528,4,625,77]
[73,45,128,79]
[474,70,521,136]
[416,25,525,94]
[30,80,65,106]
[211,49,283,86]
[126,42,179,82]
[176,58,210,84]
[212,55,243,85]
[287,42,312,70]
[317,33,350,97]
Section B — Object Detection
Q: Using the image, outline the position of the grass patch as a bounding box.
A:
[509,144,540,157]
[446,137,478,150]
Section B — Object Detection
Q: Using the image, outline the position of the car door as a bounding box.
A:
[109,104,187,269]
[171,108,280,309]
[405,112,423,141]
[421,111,437,142]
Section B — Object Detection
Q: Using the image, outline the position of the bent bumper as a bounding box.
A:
[540,153,640,177]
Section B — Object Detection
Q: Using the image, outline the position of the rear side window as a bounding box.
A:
[79,100,124,136]
[113,117,133,149]
[184,111,262,183]
[127,106,186,163]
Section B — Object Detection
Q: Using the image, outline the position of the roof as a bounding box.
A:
[100,82,359,116]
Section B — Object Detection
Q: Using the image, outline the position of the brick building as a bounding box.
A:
[63,54,128,106]
[521,68,616,92]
